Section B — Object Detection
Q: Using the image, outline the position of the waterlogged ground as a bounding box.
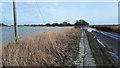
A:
[92,31,120,63]
[1,27,73,45]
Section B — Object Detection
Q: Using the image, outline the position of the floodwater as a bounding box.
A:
[1,27,73,45]
[83,27,96,32]
[83,27,120,63]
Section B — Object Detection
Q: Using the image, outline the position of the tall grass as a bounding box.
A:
[90,25,120,33]
[2,28,81,66]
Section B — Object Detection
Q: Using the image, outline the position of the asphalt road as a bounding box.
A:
[92,31,120,58]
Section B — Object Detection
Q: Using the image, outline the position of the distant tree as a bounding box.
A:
[63,21,68,26]
[75,19,89,27]
[46,23,51,26]
[52,23,59,26]
[0,23,7,26]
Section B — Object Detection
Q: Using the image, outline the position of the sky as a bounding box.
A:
[1,2,118,25]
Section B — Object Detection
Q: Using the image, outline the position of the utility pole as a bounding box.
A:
[13,0,18,42]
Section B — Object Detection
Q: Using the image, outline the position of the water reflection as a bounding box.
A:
[2,27,73,45]
[83,27,96,32]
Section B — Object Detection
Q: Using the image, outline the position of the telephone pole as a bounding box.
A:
[13,0,18,42]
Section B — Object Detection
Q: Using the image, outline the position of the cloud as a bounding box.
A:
[1,0,119,2]
[0,3,2,13]
[0,3,2,23]
[24,2,36,7]
[35,15,42,18]
[54,2,58,6]
[0,3,2,8]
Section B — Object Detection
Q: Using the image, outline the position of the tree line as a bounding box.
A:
[23,21,74,27]
[1,19,90,27]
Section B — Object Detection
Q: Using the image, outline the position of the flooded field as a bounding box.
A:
[1,27,73,45]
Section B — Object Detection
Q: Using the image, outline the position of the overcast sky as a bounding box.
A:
[2,2,118,25]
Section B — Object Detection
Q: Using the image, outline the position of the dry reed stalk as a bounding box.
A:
[2,28,80,66]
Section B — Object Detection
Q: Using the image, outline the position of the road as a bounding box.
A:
[74,30,96,67]
[92,31,120,61]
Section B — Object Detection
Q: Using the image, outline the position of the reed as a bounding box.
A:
[2,28,81,66]
[90,25,120,33]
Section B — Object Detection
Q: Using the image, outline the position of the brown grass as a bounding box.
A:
[90,25,120,33]
[2,28,80,66]
[104,26,120,33]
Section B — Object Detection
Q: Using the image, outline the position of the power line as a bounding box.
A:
[34,1,54,48]
[34,1,46,24]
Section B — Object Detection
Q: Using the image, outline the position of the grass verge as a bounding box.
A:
[63,29,81,66]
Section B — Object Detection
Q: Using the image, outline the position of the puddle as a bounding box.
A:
[108,51,120,63]
[96,38,106,48]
